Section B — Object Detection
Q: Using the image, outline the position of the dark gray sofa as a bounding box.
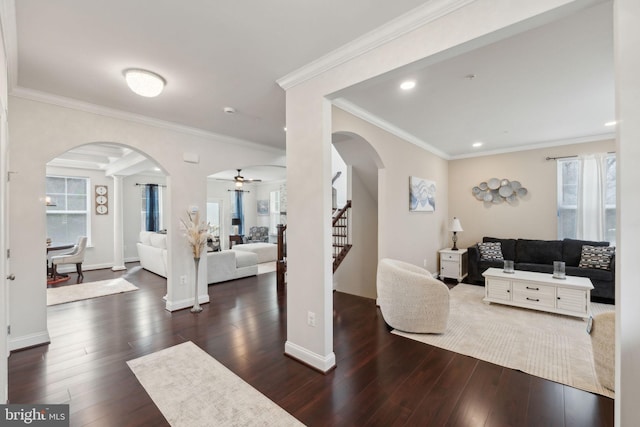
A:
[467,237,615,303]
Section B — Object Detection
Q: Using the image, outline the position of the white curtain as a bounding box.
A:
[576,153,607,241]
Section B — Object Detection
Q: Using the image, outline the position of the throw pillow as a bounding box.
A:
[478,242,504,260]
[579,245,615,270]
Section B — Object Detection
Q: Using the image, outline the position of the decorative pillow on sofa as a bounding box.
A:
[579,245,615,270]
[478,242,504,260]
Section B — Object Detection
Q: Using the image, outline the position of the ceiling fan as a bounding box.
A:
[233,169,261,188]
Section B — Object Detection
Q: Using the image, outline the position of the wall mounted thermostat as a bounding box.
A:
[95,185,109,215]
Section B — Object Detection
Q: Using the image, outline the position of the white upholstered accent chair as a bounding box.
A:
[51,236,88,281]
[376,258,450,333]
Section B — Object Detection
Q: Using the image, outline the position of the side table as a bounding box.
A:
[439,248,468,282]
[229,235,244,248]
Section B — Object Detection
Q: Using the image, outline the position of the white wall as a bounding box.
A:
[333,167,378,299]
[8,96,283,350]
[448,139,615,248]
[45,166,117,270]
[333,107,449,273]
[331,145,347,208]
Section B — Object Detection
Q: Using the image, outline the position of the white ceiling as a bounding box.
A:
[11,0,614,166]
[335,1,614,158]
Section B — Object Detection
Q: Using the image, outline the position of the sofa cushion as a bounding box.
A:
[516,239,562,265]
[478,259,505,271]
[566,266,614,282]
[478,242,503,260]
[563,238,609,267]
[579,245,615,270]
[483,237,517,261]
[234,250,258,268]
[149,233,167,249]
[139,231,153,246]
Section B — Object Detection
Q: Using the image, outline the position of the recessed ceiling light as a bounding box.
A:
[123,69,165,97]
[400,80,416,91]
[283,126,287,132]
[472,142,483,148]
[605,121,617,127]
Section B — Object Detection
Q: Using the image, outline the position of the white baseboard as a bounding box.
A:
[9,330,50,352]
[285,341,336,373]
[165,295,210,312]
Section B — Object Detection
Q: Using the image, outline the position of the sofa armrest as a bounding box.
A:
[467,244,484,284]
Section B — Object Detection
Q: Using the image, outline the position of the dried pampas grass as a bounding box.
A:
[181,211,210,259]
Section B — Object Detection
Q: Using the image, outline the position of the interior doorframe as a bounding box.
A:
[0,97,9,403]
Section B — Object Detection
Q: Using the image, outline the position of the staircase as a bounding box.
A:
[276,200,352,287]
[332,200,352,273]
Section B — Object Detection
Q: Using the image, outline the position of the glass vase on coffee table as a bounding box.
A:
[553,261,566,279]
[503,260,515,274]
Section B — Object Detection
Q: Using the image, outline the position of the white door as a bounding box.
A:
[0,101,9,403]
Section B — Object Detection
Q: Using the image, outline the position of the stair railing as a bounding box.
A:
[332,200,352,272]
[276,224,287,288]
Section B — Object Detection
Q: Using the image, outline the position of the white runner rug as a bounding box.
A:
[47,278,138,306]
[393,284,615,398]
[127,341,304,427]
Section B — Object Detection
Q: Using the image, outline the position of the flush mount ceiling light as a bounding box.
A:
[400,80,416,91]
[123,68,166,97]
[472,142,483,148]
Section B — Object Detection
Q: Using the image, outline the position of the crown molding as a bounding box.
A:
[10,86,285,155]
[449,132,616,160]
[277,0,477,90]
[332,98,451,160]
[333,97,615,161]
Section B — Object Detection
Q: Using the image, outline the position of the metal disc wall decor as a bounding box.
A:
[471,178,528,204]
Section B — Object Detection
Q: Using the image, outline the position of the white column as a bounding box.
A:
[111,175,126,271]
[615,0,640,424]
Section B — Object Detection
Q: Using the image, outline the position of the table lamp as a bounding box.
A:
[231,218,241,235]
[449,217,463,251]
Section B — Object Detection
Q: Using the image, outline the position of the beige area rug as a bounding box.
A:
[393,284,615,398]
[127,341,304,426]
[46,278,139,306]
[258,261,276,275]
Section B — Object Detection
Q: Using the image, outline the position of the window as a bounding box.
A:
[557,154,616,244]
[46,176,90,244]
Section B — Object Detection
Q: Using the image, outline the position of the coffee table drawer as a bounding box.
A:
[512,291,555,308]
[513,281,555,297]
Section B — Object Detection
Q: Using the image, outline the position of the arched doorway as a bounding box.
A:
[45,142,169,292]
[332,131,384,299]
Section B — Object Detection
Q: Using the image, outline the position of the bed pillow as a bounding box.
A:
[579,245,615,270]
[478,242,504,261]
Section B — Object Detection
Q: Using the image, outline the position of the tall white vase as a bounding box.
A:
[191,257,203,313]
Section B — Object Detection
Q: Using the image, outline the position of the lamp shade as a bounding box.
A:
[231,218,241,226]
[449,217,463,232]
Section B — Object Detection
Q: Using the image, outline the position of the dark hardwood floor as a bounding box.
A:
[9,265,613,426]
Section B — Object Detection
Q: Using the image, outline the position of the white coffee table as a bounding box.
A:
[482,268,593,318]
